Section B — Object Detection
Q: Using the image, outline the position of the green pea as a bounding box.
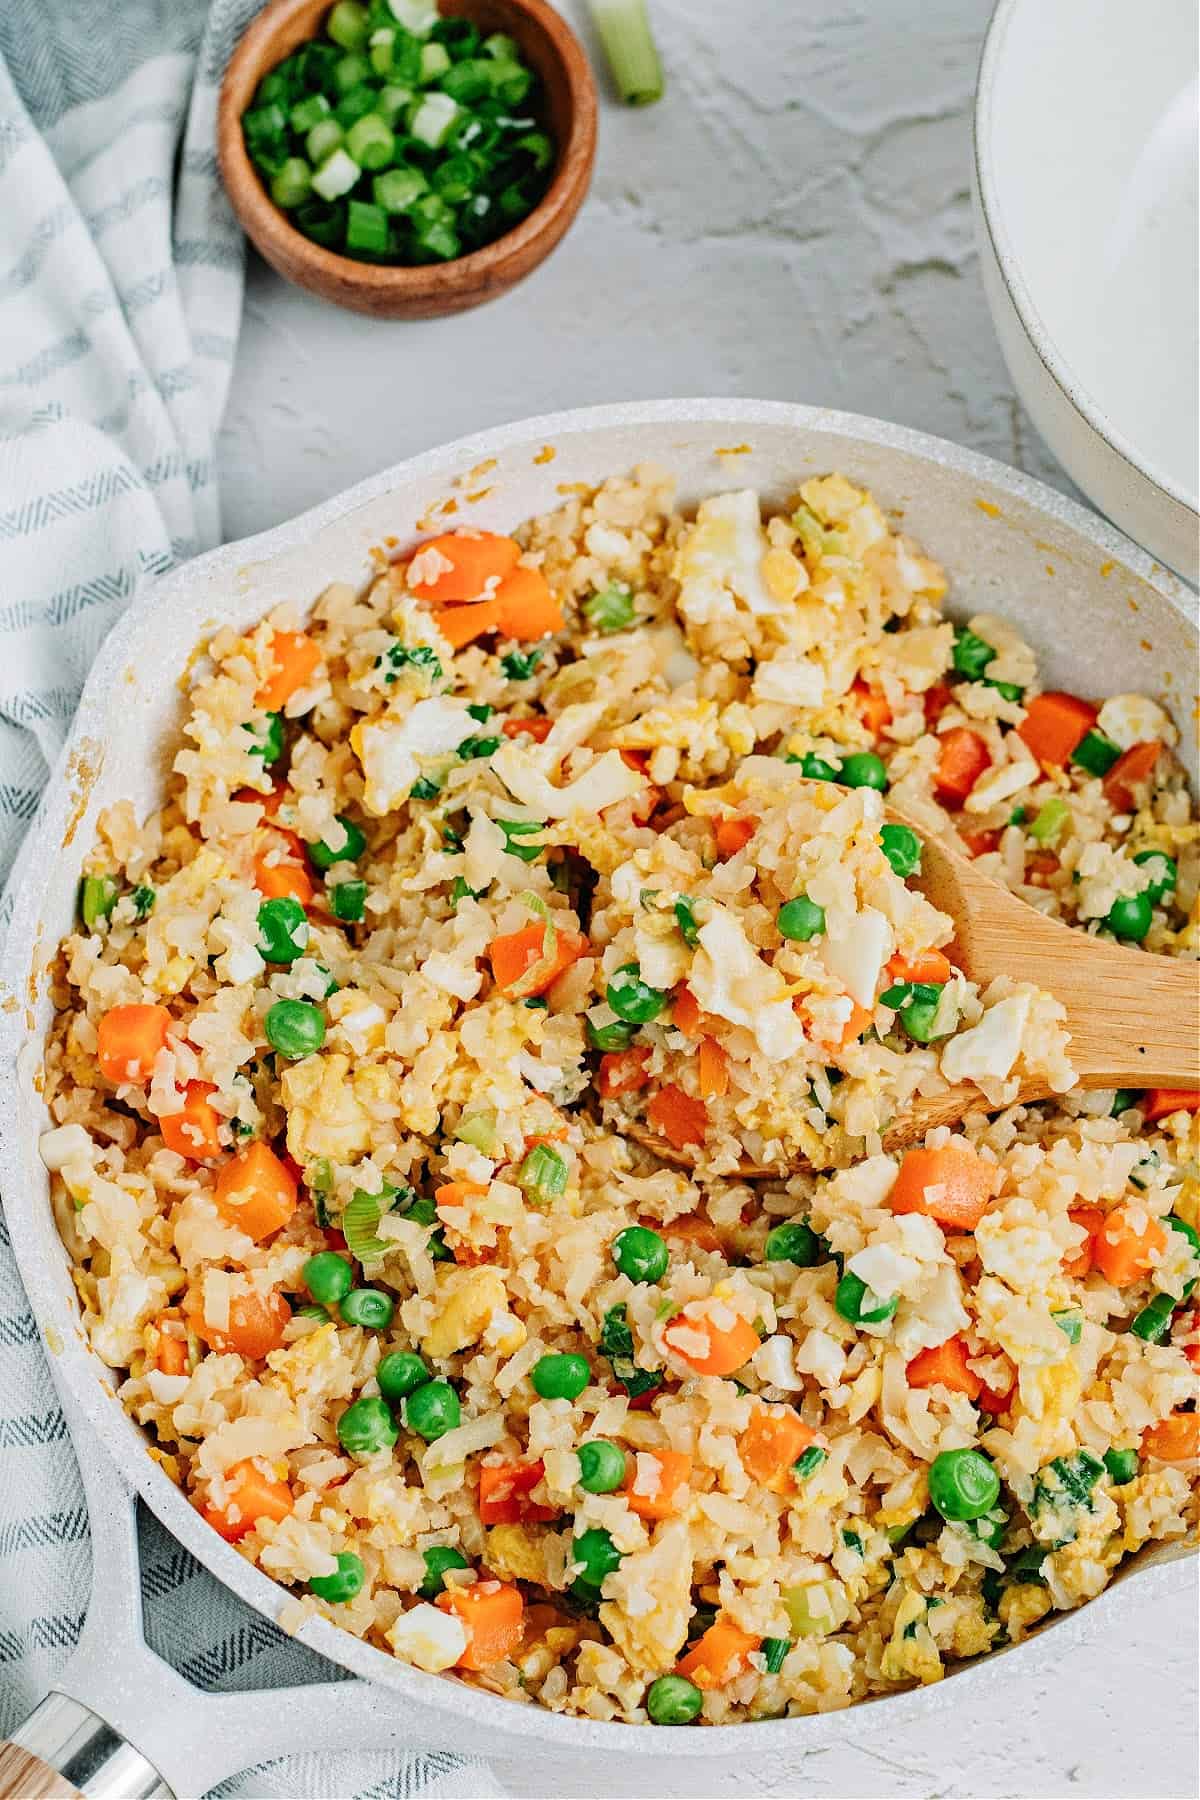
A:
[1132,850,1177,904]
[606,963,668,1024]
[777,895,826,941]
[646,1673,703,1725]
[577,1439,627,1494]
[764,1221,820,1266]
[586,1017,639,1052]
[951,628,996,681]
[531,1353,590,1401]
[927,1447,1000,1522]
[302,1250,353,1305]
[331,880,367,923]
[896,995,942,1044]
[257,895,309,963]
[265,999,326,1059]
[308,814,367,871]
[572,1526,621,1592]
[880,823,922,878]
[245,711,284,765]
[337,1395,398,1456]
[611,1225,669,1283]
[340,1287,394,1330]
[309,1551,365,1603]
[404,1378,460,1441]
[835,1271,897,1327]
[790,752,838,781]
[1105,891,1153,941]
[376,1351,430,1404]
[1103,1447,1139,1485]
[419,1545,470,1599]
[1110,1089,1139,1116]
[839,751,889,791]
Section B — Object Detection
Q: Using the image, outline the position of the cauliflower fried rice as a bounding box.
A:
[40,467,1199,1723]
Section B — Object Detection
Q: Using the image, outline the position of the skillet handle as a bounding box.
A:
[0,1694,169,1799]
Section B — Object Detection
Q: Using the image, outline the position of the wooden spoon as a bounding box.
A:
[623,806,1200,1175]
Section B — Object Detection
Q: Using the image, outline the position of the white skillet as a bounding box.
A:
[0,401,1195,1796]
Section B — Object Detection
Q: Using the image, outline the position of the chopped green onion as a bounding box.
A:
[1052,1310,1082,1345]
[588,0,664,105]
[419,41,451,84]
[517,1142,569,1204]
[456,734,500,760]
[306,118,345,164]
[1132,850,1177,903]
[330,879,367,922]
[1103,1447,1139,1485]
[674,896,700,945]
[132,885,156,919]
[498,818,546,862]
[1111,1089,1139,1116]
[1071,729,1122,778]
[345,198,391,256]
[1129,1292,1176,1343]
[793,1445,827,1479]
[341,1186,395,1264]
[389,0,438,33]
[454,1111,498,1154]
[290,92,332,133]
[80,875,119,930]
[410,776,442,801]
[409,91,459,147]
[761,1637,791,1674]
[583,581,636,633]
[327,1,370,50]
[311,146,361,201]
[345,112,396,170]
[1029,797,1070,844]
[501,647,543,680]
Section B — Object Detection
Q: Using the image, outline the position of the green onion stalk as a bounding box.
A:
[588,0,664,105]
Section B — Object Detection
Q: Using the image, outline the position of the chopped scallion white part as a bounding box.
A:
[311,147,361,201]
[409,92,459,149]
[387,0,438,35]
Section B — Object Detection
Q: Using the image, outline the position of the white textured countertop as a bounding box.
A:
[217,3,1197,1794]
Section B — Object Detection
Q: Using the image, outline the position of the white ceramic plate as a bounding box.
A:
[975,0,1199,583]
[0,402,1195,1775]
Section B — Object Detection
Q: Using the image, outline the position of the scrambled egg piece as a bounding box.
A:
[879,1587,943,1684]
[689,904,806,1061]
[351,697,476,815]
[281,1052,375,1163]
[600,1520,693,1675]
[486,1524,548,1584]
[674,490,780,622]
[421,1265,508,1360]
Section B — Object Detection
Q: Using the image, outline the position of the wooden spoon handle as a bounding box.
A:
[998,929,1200,1089]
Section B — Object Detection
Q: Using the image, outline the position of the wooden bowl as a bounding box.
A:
[217,0,597,318]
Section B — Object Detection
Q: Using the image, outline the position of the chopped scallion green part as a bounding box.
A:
[517,1142,569,1204]
[583,580,636,633]
[1029,797,1069,844]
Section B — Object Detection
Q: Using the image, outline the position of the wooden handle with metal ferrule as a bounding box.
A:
[0,1743,82,1800]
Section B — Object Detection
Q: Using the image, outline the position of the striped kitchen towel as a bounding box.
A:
[0,7,503,1796]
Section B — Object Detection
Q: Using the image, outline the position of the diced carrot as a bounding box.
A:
[213,1141,298,1241]
[671,985,710,1041]
[1103,741,1162,812]
[160,1082,223,1161]
[1017,691,1098,768]
[1026,851,1060,889]
[960,827,1001,857]
[202,1458,294,1542]
[435,1179,488,1210]
[623,1448,693,1519]
[433,597,505,649]
[889,1144,999,1232]
[714,815,756,860]
[233,781,286,818]
[886,949,954,985]
[256,631,322,711]
[488,921,587,995]
[976,1370,1016,1416]
[1182,1339,1200,1373]
[619,748,651,775]
[408,531,521,604]
[597,1047,652,1097]
[97,1003,172,1084]
[675,1619,761,1690]
[662,1298,760,1377]
[660,1213,722,1253]
[934,727,992,806]
[437,1580,524,1670]
[152,1312,189,1377]
[924,683,953,726]
[1142,1089,1200,1123]
[1141,1413,1199,1465]
[697,1036,730,1099]
[646,1084,708,1150]
[494,565,564,640]
[851,677,891,740]
[253,832,314,905]
[502,715,553,742]
[834,1000,875,1050]
[1090,1205,1167,1287]
[1063,1205,1106,1278]
[738,1405,816,1486]
[186,1284,291,1360]
[478,1459,559,1524]
[905,1335,982,1401]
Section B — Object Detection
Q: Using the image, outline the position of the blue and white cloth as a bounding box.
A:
[0,7,501,1794]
